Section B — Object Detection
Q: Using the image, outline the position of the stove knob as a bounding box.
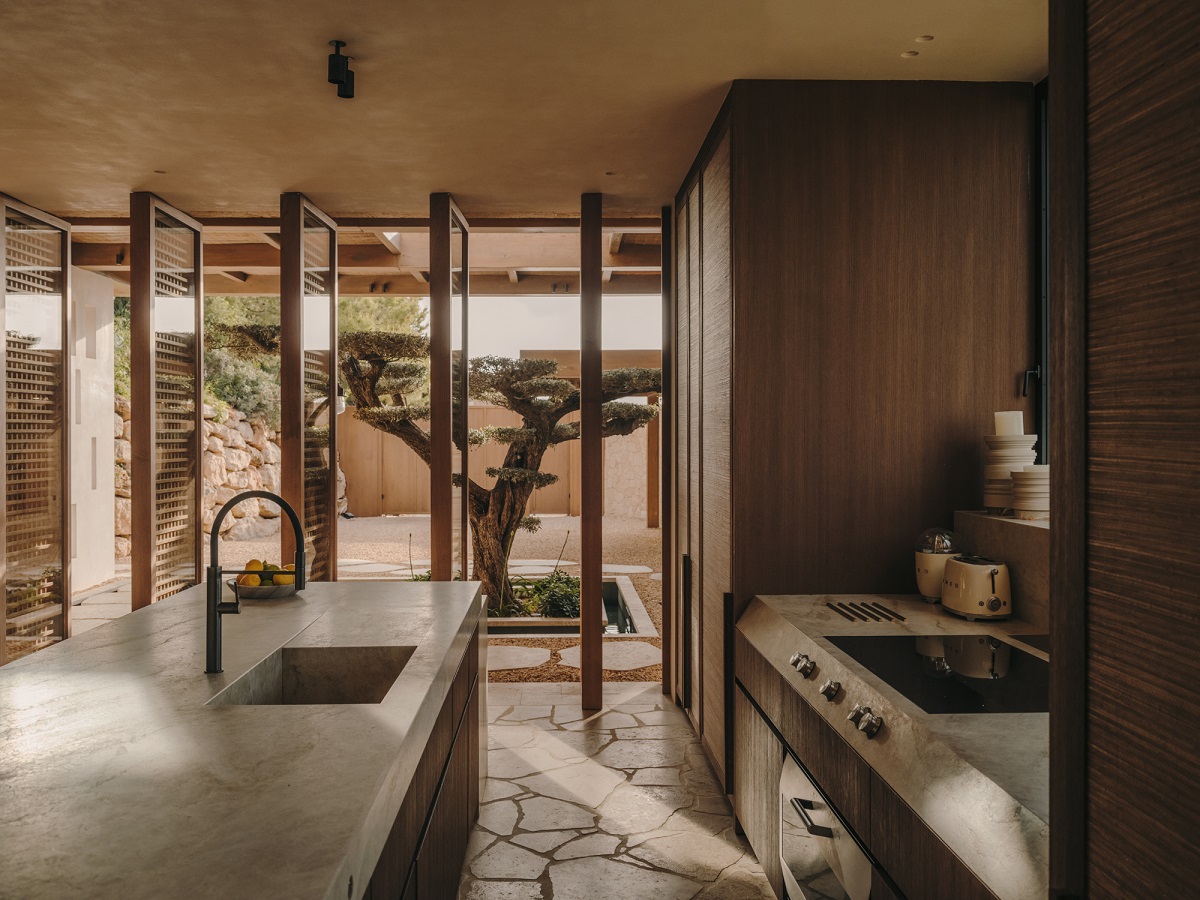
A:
[847,704,870,725]
[788,651,803,668]
[792,654,816,678]
[858,712,885,739]
[819,679,841,701]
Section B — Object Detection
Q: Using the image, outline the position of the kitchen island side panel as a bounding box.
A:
[728,80,1037,607]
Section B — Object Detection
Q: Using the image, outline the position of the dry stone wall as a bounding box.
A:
[113,400,346,558]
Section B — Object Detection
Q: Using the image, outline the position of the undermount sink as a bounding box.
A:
[207,645,416,706]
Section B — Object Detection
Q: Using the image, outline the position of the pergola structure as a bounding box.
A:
[67,220,662,297]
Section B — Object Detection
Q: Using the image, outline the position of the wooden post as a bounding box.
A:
[429,193,452,581]
[130,193,203,609]
[280,193,338,580]
[646,393,660,528]
[659,206,673,698]
[580,194,604,710]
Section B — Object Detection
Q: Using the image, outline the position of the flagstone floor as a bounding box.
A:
[459,682,773,900]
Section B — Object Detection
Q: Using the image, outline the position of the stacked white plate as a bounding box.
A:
[1011,464,1050,520]
[982,434,1038,510]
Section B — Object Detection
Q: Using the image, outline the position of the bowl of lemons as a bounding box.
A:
[228,559,298,600]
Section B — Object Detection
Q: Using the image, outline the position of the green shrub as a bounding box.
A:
[538,571,581,618]
[204,348,281,428]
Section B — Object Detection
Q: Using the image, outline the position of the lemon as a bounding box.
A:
[245,559,264,572]
[237,573,261,587]
[274,573,295,586]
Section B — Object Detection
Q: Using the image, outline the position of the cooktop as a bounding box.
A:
[824,634,1049,715]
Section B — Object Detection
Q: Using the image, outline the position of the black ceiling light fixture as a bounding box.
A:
[328,40,355,98]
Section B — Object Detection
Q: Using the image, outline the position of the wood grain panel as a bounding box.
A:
[727,81,1037,609]
[701,129,734,785]
[1083,2,1200,896]
[686,182,702,727]
[734,629,783,736]
[733,685,785,897]
[674,194,691,705]
[870,773,998,900]
[1048,1,1089,895]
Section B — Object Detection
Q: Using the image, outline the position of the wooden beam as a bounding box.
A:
[259,232,281,250]
[183,271,662,297]
[65,215,662,233]
[602,269,613,284]
[73,237,659,273]
[507,269,520,284]
[429,193,453,582]
[580,192,604,711]
[371,229,404,255]
[609,232,624,254]
[215,271,251,283]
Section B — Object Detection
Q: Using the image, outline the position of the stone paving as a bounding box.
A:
[459,682,772,900]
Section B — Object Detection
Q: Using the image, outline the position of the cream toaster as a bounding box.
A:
[941,555,1012,620]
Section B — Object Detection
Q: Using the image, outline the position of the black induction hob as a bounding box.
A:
[824,634,1049,715]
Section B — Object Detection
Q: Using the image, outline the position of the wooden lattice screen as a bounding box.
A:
[281,194,337,582]
[1,200,70,665]
[131,194,203,608]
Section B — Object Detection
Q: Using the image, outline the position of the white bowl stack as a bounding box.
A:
[1011,464,1050,519]
[982,434,1038,510]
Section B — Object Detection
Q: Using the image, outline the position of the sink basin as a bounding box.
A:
[207,645,416,706]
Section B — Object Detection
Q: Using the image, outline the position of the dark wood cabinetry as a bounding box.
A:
[670,80,1037,790]
[735,627,997,900]
[367,626,483,899]
[733,686,785,897]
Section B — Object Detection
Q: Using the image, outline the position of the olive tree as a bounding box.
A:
[339,332,660,611]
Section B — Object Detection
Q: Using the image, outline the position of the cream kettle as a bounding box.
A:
[941,555,1012,620]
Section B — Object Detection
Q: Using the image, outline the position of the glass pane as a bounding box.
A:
[302,212,334,580]
[4,211,66,661]
[151,210,199,599]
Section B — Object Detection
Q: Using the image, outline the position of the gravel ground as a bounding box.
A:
[210,514,664,683]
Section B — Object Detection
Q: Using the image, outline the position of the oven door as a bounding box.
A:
[779,755,873,900]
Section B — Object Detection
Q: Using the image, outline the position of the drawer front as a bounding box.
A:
[780,690,871,839]
[736,626,870,838]
[870,773,998,900]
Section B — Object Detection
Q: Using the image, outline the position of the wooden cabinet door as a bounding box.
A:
[733,685,785,897]
[870,773,997,900]
[417,711,472,899]
[700,128,734,787]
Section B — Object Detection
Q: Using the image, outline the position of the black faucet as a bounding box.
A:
[206,490,306,674]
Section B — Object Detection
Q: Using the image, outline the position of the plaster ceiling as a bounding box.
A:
[0,0,1048,220]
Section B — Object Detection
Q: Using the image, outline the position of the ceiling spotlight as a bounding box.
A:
[328,40,349,84]
[337,67,355,99]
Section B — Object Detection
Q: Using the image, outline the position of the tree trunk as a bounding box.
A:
[470,513,516,613]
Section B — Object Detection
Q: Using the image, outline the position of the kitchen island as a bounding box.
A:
[0,580,485,899]
[737,594,1048,900]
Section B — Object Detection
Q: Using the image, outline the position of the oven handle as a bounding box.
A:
[789,797,834,839]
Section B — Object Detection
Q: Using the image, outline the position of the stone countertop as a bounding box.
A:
[738,594,1048,900]
[0,580,484,900]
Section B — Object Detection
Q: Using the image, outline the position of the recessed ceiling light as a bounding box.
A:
[901,50,920,58]
[916,35,935,42]
[605,171,616,176]
[153,170,167,174]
